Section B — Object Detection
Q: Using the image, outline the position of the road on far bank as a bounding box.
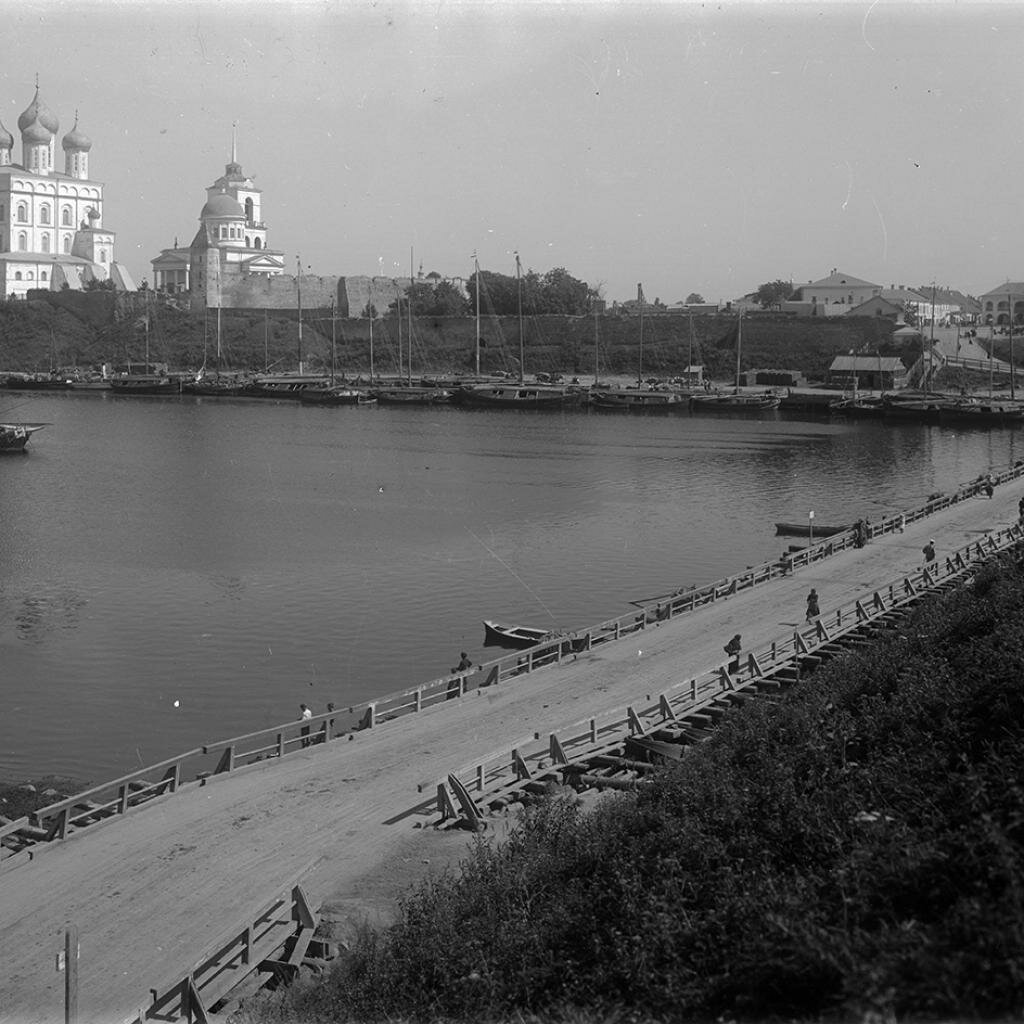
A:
[1,478,1022,1024]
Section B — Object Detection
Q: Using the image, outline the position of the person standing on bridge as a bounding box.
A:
[724,634,742,674]
[1018,495,1024,521]
[299,702,313,748]
[806,588,820,622]
[923,540,936,564]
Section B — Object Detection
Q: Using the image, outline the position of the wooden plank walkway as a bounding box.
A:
[1,481,1023,1024]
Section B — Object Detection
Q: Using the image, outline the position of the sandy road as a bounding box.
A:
[2,480,1022,1024]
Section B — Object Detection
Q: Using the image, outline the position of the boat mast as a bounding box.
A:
[1009,289,1016,401]
[735,310,742,390]
[594,291,600,384]
[408,247,414,385]
[474,252,481,377]
[296,255,303,374]
[396,284,402,379]
[263,309,269,372]
[688,312,694,388]
[928,282,936,391]
[637,283,644,388]
[330,298,337,386]
[368,286,375,381]
[516,252,524,384]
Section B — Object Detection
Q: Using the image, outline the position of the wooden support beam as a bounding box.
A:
[512,750,532,780]
[549,733,569,765]
[814,619,832,642]
[659,694,677,720]
[435,782,457,821]
[627,706,644,734]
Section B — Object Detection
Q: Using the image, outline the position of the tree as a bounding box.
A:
[361,302,378,319]
[755,279,795,309]
[685,292,705,304]
[539,267,590,316]
[389,280,469,318]
[466,266,592,316]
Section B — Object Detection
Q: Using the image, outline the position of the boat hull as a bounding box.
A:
[482,619,556,649]
[590,390,686,412]
[691,394,781,412]
[108,377,178,395]
[0,423,46,452]
[774,522,849,538]
[452,384,582,410]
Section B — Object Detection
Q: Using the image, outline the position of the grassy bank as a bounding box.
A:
[240,551,1024,1023]
[0,293,908,382]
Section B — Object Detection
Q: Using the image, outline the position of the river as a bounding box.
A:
[1,389,1019,784]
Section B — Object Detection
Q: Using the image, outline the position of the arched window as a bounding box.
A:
[41,235,50,253]
[14,271,22,280]
[61,206,72,226]
[40,205,50,225]
[17,231,26,251]
[62,236,71,254]
[99,251,107,263]
[245,235,251,247]
[26,271,33,280]
[40,271,47,282]
[16,202,27,221]
[985,301,994,312]
[245,197,254,222]
[254,238,262,250]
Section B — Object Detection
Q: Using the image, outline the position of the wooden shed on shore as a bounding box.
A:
[827,355,908,391]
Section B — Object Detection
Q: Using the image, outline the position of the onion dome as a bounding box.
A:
[200,191,244,219]
[62,116,92,152]
[21,120,52,146]
[17,86,59,135]
[0,120,12,151]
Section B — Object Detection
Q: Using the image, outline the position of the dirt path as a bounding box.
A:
[2,482,1021,1024]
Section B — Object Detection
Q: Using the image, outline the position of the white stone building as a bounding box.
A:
[0,83,134,299]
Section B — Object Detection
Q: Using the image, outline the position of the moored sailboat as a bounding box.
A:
[690,313,780,413]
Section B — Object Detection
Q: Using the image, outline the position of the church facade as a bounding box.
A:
[0,83,135,299]
[151,140,408,317]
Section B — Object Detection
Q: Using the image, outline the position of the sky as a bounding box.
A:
[1,0,1022,305]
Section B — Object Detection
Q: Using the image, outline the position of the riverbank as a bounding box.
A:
[2,475,1022,1022]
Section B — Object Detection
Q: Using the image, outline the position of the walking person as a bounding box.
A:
[723,634,742,674]
[299,702,313,748]
[805,588,820,622]
[923,539,936,564]
[1017,495,1024,521]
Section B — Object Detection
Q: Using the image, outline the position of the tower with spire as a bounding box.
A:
[152,124,284,306]
[0,79,134,299]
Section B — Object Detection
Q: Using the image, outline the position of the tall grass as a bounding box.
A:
[242,554,1024,1023]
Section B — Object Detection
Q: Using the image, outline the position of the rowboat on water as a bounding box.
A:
[589,389,687,412]
[482,619,561,649]
[0,422,47,452]
[774,521,849,538]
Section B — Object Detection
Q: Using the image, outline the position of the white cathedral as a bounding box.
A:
[0,82,135,299]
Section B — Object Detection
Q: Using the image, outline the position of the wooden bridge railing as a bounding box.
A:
[429,520,1024,817]
[12,460,1024,862]
[126,863,320,1023]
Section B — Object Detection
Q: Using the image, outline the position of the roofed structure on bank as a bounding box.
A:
[827,355,908,390]
[847,295,906,321]
[792,269,882,316]
[977,282,1024,326]
[0,81,135,299]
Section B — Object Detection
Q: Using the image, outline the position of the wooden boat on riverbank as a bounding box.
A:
[452,383,582,410]
[0,422,46,452]
[483,619,560,648]
[691,391,781,412]
[248,373,329,398]
[775,521,849,538]
[373,386,450,405]
[298,385,376,406]
[108,374,177,395]
[589,389,686,412]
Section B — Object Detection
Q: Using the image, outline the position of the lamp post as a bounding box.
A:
[808,509,815,547]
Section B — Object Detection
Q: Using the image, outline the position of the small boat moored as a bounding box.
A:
[0,422,47,452]
[774,521,849,538]
[483,619,561,649]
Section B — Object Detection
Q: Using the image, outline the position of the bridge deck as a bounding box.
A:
[2,482,1022,1024]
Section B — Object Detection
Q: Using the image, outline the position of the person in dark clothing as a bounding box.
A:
[806,588,820,621]
[923,540,936,563]
[453,652,473,673]
[724,634,742,673]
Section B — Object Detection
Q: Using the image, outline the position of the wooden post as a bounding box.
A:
[64,925,78,1024]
